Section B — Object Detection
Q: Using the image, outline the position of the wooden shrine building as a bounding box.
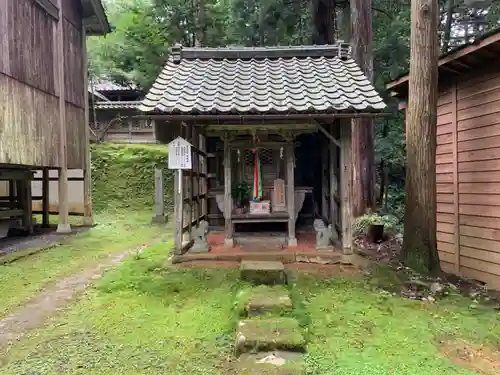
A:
[0,0,110,237]
[139,43,386,254]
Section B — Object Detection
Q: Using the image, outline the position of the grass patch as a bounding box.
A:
[0,210,165,318]
[2,243,239,375]
[297,273,500,375]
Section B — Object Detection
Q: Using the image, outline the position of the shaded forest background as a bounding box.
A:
[88,0,500,225]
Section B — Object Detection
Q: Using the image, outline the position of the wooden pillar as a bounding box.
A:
[82,25,93,226]
[42,168,50,228]
[287,142,297,247]
[8,180,15,207]
[20,179,33,234]
[340,120,353,254]
[329,124,339,242]
[152,168,167,223]
[56,0,70,233]
[321,136,328,219]
[223,134,233,248]
[186,123,193,240]
[174,169,183,254]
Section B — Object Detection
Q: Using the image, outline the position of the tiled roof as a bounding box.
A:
[139,44,386,114]
[93,79,137,92]
[94,101,141,110]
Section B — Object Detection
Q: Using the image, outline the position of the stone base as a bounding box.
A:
[151,214,168,224]
[190,243,210,253]
[225,238,234,248]
[315,245,334,251]
[82,216,93,226]
[56,223,72,234]
[240,261,286,285]
[236,351,305,375]
[287,237,297,247]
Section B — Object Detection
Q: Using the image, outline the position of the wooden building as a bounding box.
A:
[387,27,500,289]
[140,44,386,254]
[0,0,110,236]
[88,82,154,144]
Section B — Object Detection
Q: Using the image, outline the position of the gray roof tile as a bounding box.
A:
[139,45,386,114]
[94,101,141,110]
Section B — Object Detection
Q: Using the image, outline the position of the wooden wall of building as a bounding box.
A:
[0,0,86,169]
[436,66,500,289]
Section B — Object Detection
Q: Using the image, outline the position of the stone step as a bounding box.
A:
[236,285,293,317]
[235,351,305,375]
[235,318,306,355]
[240,260,286,285]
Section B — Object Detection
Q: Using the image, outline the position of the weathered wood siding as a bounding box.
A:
[436,67,500,289]
[0,0,86,168]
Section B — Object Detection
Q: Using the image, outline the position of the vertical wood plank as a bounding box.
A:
[201,134,208,220]
[42,167,50,228]
[452,82,460,274]
[329,123,339,240]
[340,120,353,254]
[224,134,233,247]
[56,0,70,233]
[287,142,297,247]
[82,24,92,226]
[174,169,183,254]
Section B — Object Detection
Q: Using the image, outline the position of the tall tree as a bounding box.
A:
[350,0,375,217]
[403,0,440,272]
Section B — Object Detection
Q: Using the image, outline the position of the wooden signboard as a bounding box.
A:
[168,137,192,170]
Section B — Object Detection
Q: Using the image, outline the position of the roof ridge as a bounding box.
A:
[171,43,352,63]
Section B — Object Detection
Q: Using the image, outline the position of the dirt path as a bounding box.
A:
[0,250,131,352]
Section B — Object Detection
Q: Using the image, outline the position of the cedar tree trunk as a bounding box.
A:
[350,0,375,216]
[403,0,440,273]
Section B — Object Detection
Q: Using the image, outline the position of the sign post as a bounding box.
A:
[168,137,193,253]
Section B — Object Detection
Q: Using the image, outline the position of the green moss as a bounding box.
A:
[91,143,174,212]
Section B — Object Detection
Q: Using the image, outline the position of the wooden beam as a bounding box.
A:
[33,0,59,21]
[223,134,233,248]
[0,169,34,181]
[186,123,194,240]
[56,0,70,233]
[82,24,93,226]
[42,168,50,228]
[287,142,297,247]
[316,122,341,148]
[340,119,353,254]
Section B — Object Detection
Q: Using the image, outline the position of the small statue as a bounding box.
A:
[190,220,209,252]
[313,218,332,250]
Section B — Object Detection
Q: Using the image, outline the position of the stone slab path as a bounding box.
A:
[233,261,307,374]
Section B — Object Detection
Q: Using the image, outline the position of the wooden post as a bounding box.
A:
[340,120,353,254]
[223,134,233,248]
[42,168,50,228]
[152,168,167,223]
[82,24,93,226]
[56,0,70,233]
[186,123,193,240]
[201,134,208,220]
[287,142,297,247]
[321,136,328,219]
[8,180,15,207]
[329,124,339,242]
[174,169,183,254]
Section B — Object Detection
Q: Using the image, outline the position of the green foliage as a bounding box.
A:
[231,181,251,206]
[91,143,173,212]
[353,212,400,237]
